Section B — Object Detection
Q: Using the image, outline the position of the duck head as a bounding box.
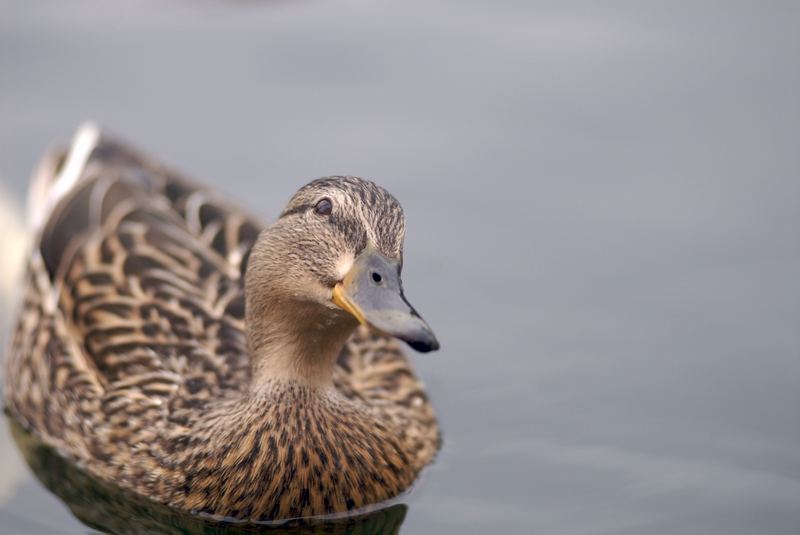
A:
[244,176,438,385]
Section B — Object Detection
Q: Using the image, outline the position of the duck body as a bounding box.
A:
[4,125,439,521]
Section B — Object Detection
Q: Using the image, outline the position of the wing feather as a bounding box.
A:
[17,131,263,427]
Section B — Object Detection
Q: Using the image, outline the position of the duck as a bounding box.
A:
[4,123,440,522]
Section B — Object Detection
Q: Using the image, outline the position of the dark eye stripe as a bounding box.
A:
[279,203,312,218]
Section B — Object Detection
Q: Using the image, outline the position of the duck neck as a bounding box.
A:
[245,296,356,390]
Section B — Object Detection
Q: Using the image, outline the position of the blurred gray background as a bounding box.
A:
[1,1,799,533]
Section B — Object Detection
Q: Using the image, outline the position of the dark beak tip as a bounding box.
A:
[407,337,440,353]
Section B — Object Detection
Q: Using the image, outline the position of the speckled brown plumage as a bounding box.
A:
[4,125,440,522]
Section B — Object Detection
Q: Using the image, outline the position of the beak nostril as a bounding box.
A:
[371,272,382,284]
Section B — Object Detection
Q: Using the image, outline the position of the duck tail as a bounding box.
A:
[27,121,101,233]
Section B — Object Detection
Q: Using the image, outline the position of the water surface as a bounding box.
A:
[1,1,799,533]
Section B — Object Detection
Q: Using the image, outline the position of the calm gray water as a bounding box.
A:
[1,1,799,533]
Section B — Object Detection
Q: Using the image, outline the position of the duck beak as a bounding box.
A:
[332,249,440,353]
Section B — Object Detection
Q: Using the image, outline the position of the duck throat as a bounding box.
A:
[245,297,357,389]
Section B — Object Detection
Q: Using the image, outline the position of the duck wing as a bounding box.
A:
[6,125,262,450]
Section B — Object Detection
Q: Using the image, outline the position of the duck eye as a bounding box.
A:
[314,198,333,216]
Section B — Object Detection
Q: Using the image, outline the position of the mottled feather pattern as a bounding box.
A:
[11,419,409,535]
[4,133,439,521]
[281,176,406,260]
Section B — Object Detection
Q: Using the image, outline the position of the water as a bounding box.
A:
[1,1,799,533]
